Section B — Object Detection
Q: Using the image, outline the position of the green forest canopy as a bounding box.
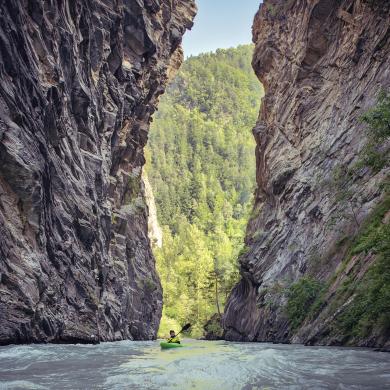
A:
[146,44,263,337]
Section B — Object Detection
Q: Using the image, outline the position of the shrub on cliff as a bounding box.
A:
[203,313,224,340]
[327,91,390,231]
[286,277,323,330]
[359,90,390,172]
[336,195,390,340]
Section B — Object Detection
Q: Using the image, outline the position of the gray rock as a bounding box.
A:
[0,0,196,345]
[223,0,390,347]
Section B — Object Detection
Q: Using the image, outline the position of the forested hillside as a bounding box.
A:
[146,45,263,336]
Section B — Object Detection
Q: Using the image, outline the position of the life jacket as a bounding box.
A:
[168,336,180,344]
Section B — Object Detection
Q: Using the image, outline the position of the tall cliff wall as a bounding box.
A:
[224,0,390,348]
[0,0,195,345]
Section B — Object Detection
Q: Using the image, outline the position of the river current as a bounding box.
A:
[0,340,389,389]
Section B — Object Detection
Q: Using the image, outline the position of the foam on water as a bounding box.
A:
[0,340,389,390]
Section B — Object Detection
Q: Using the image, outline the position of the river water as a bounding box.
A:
[0,340,389,390]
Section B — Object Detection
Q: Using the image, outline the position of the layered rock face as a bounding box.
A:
[0,0,195,345]
[224,0,390,347]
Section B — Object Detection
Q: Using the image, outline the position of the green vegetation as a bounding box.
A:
[336,195,390,339]
[287,195,390,339]
[329,164,361,230]
[158,310,181,338]
[327,91,390,231]
[359,90,390,172]
[286,277,323,330]
[288,89,390,334]
[146,45,262,337]
[144,277,157,293]
[203,313,224,340]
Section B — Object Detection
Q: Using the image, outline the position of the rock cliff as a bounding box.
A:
[0,0,195,345]
[223,0,390,348]
[143,172,163,248]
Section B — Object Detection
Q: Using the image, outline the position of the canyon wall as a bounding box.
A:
[0,0,195,345]
[224,0,390,348]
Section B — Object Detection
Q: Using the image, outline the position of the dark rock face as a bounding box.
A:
[223,0,390,347]
[0,0,195,345]
[203,313,224,341]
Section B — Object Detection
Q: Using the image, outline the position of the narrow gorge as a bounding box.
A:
[223,0,390,349]
[0,0,195,345]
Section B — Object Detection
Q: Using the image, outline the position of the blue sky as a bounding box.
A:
[183,0,262,57]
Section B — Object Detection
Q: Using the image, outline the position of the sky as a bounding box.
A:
[183,0,262,57]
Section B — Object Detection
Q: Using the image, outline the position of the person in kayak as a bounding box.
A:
[167,330,180,344]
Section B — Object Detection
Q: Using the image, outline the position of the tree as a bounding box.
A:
[146,45,263,337]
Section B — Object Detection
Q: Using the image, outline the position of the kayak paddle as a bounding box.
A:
[167,323,191,343]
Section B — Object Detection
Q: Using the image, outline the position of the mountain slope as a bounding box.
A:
[146,45,263,336]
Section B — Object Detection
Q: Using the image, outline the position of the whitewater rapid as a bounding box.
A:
[0,340,389,389]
